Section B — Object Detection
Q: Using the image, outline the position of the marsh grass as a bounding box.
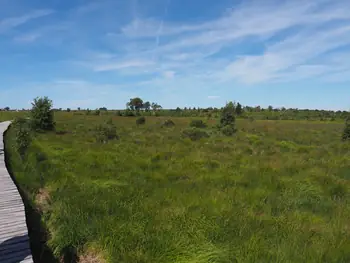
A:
[4,113,350,262]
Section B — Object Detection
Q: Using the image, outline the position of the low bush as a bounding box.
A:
[13,117,32,157]
[161,119,175,128]
[221,125,237,136]
[94,122,118,143]
[189,119,207,128]
[181,128,209,141]
[136,116,146,125]
[342,120,350,141]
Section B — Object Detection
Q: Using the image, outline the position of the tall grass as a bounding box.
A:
[5,113,350,262]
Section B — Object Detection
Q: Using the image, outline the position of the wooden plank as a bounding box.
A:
[0,121,33,263]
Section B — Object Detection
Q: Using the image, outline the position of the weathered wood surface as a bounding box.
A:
[0,121,33,263]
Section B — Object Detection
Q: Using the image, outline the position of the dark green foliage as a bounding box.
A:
[219,102,237,136]
[94,109,101,116]
[30,96,55,131]
[189,119,207,128]
[161,119,175,128]
[94,122,118,143]
[181,127,209,141]
[127,97,144,111]
[124,109,135,117]
[342,120,350,141]
[221,124,237,136]
[67,108,71,112]
[86,109,91,115]
[13,117,32,157]
[136,116,146,125]
[235,102,243,115]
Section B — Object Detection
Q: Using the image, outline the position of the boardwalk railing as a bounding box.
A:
[0,121,33,263]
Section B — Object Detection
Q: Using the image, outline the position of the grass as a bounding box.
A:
[4,113,350,262]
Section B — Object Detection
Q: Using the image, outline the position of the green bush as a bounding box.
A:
[13,117,32,157]
[161,119,175,128]
[181,128,209,141]
[95,109,101,116]
[30,96,55,131]
[124,109,135,117]
[189,119,207,128]
[94,122,118,143]
[342,120,350,141]
[136,116,146,125]
[221,125,237,136]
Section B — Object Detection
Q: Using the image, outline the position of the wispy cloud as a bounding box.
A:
[0,9,53,32]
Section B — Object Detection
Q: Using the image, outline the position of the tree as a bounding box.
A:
[143,101,151,111]
[127,98,144,111]
[151,102,162,111]
[219,102,237,136]
[30,96,55,131]
[67,108,71,112]
[235,102,243,115]
[77,107,81,111]
[4,107,10,111]
[268,105,273,112]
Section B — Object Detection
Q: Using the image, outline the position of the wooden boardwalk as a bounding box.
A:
[0,121,33,263]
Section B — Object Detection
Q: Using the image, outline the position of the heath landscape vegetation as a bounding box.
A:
[3,98,350,263]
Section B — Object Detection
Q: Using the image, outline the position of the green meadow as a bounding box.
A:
[4,112,350,262]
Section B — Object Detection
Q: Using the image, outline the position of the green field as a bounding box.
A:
[5,112,350,262]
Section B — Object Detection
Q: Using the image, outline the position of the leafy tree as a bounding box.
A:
[143,101,151,111]
[235,102,243,115]
[268,105,273,112]
[4,106,10,111]
[77,107,81,111]
[30,96,55,131]
[151,102,162,111]
[128,98,144,111]
[67,108,71,112]
[99,107,108,111]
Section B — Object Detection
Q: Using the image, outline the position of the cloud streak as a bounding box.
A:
[0,9,53,32]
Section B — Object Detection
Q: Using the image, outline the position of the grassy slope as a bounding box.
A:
[5,113,350,262]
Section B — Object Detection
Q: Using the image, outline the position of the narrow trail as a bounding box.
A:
[0,121,33,263]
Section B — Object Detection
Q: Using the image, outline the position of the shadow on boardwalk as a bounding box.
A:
[0,235,31,262]
[3,131,58,263]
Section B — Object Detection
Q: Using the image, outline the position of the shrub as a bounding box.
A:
[342,120,350,141]
[136,116,146,125]
[189,119,207,128]
[124,109,135,117]
[94,122,118,143]
[218,103,237,136]
[182,128,209,141]
[161,119,175,128]
[67,108,71,112]
[86,109,91,115]
[220,104,236,127]
[95,109,101,116]
[13,117,32,157]
[221,125,237,136]
[30,96,55,131]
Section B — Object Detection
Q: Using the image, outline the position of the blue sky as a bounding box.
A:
[1,0,350,110]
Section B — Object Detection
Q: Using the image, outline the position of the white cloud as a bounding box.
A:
[0,9,53,32]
